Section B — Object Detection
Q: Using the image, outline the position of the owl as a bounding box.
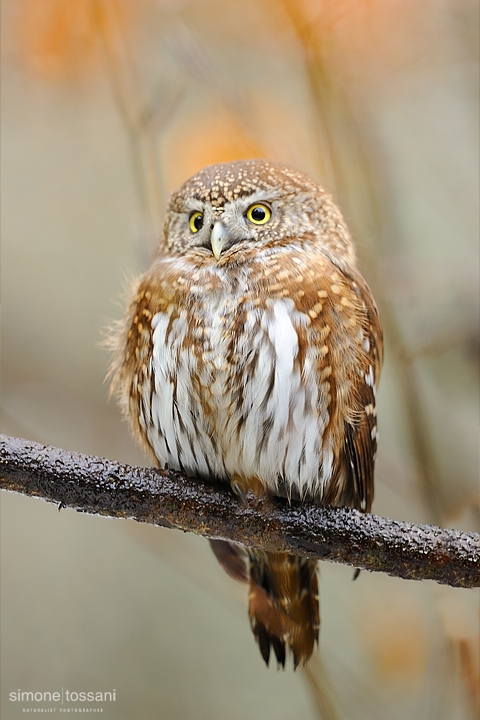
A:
[110,159,383,668]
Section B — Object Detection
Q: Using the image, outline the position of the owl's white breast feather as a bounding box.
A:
[148,288,332,497]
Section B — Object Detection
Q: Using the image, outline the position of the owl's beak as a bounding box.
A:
[210,221,227,260]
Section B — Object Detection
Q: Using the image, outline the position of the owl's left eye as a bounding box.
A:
[246,203,271,225]
[189,211,204,233]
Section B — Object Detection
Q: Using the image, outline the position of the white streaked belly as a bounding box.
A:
[147,296,331,497]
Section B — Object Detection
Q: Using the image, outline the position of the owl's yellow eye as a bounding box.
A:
[246,204,271,225]
[189,211,204,233]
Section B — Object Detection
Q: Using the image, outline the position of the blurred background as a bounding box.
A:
[1,0,479,718]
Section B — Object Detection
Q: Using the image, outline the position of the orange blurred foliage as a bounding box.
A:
[281,0,438,86]
[163,108,265,191]
[16,0,439,86]
[16,0,145,82]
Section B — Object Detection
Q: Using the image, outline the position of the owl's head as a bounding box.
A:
[162,159,354,264]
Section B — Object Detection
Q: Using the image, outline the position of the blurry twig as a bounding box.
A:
[1,435,478,589]
[377,299,445,526]
[402,324,478,364]
[302,656,343,720]
[166,20,267,157]
[91,0,184,263]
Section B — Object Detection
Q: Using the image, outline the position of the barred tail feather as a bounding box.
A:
[248,551,319,668]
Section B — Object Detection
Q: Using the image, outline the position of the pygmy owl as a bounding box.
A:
[110,159,383,668]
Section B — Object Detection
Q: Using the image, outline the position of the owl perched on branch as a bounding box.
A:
[111,159,383,668]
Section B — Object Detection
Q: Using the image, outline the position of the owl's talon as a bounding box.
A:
[231,480,248,503]
[231,476,266,503]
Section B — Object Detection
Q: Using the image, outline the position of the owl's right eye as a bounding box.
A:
[189,212,204,233]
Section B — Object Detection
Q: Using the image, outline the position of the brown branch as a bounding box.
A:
[0,434,478,589]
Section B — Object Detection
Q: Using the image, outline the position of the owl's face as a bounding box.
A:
[162,159,355,264]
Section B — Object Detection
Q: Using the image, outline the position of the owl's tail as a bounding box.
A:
[209,540,319,668]
[248,550,319,668]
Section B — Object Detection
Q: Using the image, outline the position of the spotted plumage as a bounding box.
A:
[110,159,383,667]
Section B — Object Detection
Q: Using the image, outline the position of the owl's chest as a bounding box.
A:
[142,278,326,485]
[150,284,299,411]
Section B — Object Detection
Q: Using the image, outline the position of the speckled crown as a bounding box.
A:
[171,159,320,208]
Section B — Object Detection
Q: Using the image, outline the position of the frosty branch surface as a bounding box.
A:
[1,435,478,589]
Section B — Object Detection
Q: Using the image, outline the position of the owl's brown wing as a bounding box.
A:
[334,264,383,512]
[290,257,383,512]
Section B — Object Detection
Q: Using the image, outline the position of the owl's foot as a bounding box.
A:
[230,475,267,503]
